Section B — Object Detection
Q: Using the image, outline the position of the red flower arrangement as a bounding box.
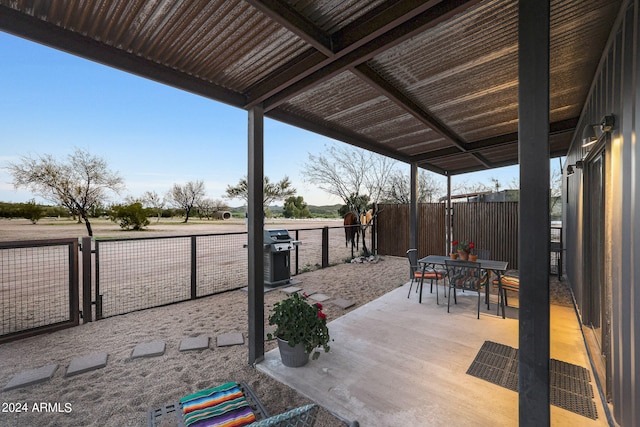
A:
[453,240,474,253]
[267,292,331,360]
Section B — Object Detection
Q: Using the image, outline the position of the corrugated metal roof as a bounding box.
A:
[0,0,624,175]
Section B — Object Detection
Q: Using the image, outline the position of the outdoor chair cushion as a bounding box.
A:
[180,381,257,427]
[414,270,443,280]
[493,276,520,292]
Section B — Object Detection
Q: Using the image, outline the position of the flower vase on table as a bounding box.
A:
[453,240,474,262]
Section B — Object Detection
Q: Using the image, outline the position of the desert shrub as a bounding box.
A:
[109,202,150,230]
[21,200,45,224]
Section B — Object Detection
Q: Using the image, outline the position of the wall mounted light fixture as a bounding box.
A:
[582,115,615,147]
[566,160,584,177]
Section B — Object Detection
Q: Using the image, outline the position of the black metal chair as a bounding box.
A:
[474,248,491,260]
[445,260,488,318]
[406,249,444,303]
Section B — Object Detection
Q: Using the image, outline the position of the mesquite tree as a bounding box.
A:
[7,148,124,236]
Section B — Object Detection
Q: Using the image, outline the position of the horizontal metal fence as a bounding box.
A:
[0,238,79,343]
[93,227,360,319]
[195,233,248,297]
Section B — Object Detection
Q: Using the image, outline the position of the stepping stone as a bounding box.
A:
[217,332,244,347]
[3,364,58,391]
[332,298,356,309]
[65,352,108,377]
[131,341,166,359]
[179,336,210,352]
[301,289,318,296]
[309,293,330,302]
[281,286,302,294]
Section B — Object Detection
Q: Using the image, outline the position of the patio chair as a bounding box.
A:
[445,260,489,319]
[493,275,520,318]
[474,249,491,260]
[406,249,444,303]
[148,381,318,427]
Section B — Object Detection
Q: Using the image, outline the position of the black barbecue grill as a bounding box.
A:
[263,229,300,286]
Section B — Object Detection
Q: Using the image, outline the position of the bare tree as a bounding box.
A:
[197,198,229,219]
[381,169,444,203]
[7,148,124,236]
[142,190,165,222]
[224,176,296,207]
[166,181,205,223]
[303,144,396,209]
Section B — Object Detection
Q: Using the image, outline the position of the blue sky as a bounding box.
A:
[0,31,543,207]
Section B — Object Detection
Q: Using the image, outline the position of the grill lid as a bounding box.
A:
[264,229,292,242]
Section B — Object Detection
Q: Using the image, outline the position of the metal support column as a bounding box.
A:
[248,105,265,365]
[446,174,452,254]
[409,162,418,251]
[81,236,92,323]
[518,1,551,425]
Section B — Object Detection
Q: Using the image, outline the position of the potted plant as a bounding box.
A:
[453,240,474,261]
[267,292,331,367]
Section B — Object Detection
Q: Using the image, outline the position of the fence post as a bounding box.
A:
[371,204,377,255]
[191,236,197,299]
[81,237,92,323]
[321,226,329,268]
[295,230,299,275]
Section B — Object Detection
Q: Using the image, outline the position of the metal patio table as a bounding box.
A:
[418,255,509,317]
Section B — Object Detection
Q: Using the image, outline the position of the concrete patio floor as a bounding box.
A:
[257,280,611,426]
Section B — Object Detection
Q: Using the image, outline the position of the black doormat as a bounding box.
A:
[466,341,598,419]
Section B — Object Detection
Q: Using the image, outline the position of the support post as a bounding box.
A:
[191,236,197,299]
[446,174,452,254]
[518,1,551,425]
[410,162,418,251]
[81,237,92,323]
[248,105,265,365]
[321,226,329,268]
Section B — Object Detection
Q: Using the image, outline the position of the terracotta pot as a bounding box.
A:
[469,254,478,262]
[457,250,469,261]
[449,253,458,260]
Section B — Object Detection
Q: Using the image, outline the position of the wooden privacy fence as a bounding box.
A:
[376,203,446,258]
[377,202,519,270]
[452,202,519,270]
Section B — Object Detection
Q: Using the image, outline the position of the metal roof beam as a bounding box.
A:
[352,63,494,169]
[245,0,334,56]
[410,118,578,163]
[265,109,419,167]
[245,0,482,109]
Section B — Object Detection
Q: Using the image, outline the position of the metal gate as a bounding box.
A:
[0,238,80,344]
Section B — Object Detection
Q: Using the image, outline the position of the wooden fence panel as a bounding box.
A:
[377,202,518,270]
[376,203,446,258]
[452,202,519,269]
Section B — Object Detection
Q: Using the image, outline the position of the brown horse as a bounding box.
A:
[343,212,360,251]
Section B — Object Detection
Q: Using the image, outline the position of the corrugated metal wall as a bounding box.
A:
[376,202,518,270]
[564,1,639,425]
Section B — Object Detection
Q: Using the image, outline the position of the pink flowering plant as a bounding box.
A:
[267,292,331,360]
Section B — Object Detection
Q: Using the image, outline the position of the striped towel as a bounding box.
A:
[180,382,257,427]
